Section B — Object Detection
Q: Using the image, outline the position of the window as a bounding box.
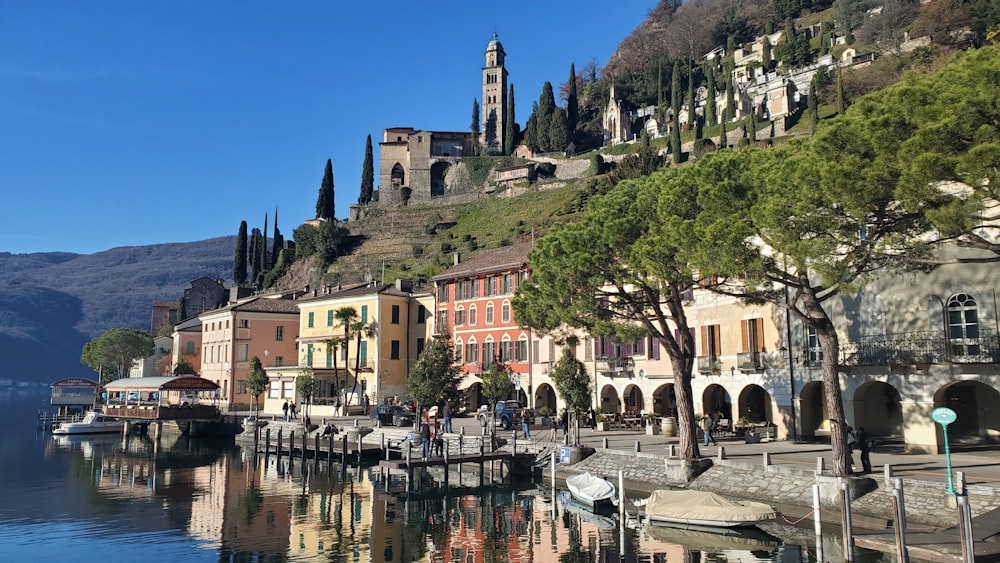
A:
[486,303,495,324]
[359,341,368,367]
[472,278,480,298]
[700,325,721,358]
[361,305,368,323]
[647,335,661,360]
[327,310,334,327]
[532,341,540,362]
[468,305,478,326]
[501,302,511,323]
[308,312,314,328]
[466,342,479,364]
[236,380,247,395]
[416,305,426,324]
[454,341,463,363]
[185,341,195,355]
[238,319,249,328]
[461,280,472,300]
[549,340,556,363]
[416,338,425,356]
[741,319,764,353]
[502,273,514,294]
[486,276,496,296]
[516,339,528,362]
[438,283,450,303]
[948,293,981,357]
[269,381,281,398]
[275,356,284,367]
[390,340,400,360]
[325,345,333,368]
[437,309,448,330]
[391,304,401,324]
[454,308,466,326]
[807,326,823,364]
[275,326,284,341]
[237,343,249,362]
[306,344,314,367]
[584,337,593,361]
[482,342,496,368]
[500,341,514,362]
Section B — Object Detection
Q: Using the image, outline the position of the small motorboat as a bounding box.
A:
[559,491,618,530]
[637,489,776,528]
[566,471,618,511]
[645,522,781,551]
[52,411,124,435]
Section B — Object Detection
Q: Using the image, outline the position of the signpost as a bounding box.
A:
[931,407,958,494]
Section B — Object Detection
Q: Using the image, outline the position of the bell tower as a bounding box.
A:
[481,33,508,150]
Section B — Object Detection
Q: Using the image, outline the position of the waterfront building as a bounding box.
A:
[171,316,203,374]
[283,279,434,416]
[128,335,174,378]
[432,243,533,412]
[197,295,299,410]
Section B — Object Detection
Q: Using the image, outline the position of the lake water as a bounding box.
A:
[1,389,898,562]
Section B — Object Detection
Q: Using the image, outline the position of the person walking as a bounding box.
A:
[420,419,432,460]
[549,409,562,441]
[289,402,297,420]
[561,408,570,444]
[702,414,717,446]
[442,402,452,433]
[282,401,289,421]
[522,414,530,440]
[586,406,596,430]
[363,394,370,416]
[857,426,874,474]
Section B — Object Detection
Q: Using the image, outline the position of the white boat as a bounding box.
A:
[638,489,776,528]
[52,411,124,435]
[566,471,618,510]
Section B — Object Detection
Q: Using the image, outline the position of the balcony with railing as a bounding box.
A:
[839,330,999,366]
[596,356,635,375]
[737,351,762,372]
[696,355,721,375]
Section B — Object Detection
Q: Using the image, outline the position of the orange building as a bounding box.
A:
[432,242,532,410]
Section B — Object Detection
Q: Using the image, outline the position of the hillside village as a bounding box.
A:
[96,1,1000,457]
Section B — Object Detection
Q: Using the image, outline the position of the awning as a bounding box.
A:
[105,375,219,392]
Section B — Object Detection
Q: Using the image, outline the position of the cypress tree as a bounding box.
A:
[566,63,578,135]
[471,99,480,155]
[271,208,283,263]
[537,82,556,152]
[249,227,262,277]
[657,62,664,113]
[176,297,187,323]
[749,115,757,143]
[724,73,735,122]
[836,66,846,114]
[808,81,819,135]
[670,62,681,163]
[686,62,695,129]
[548,108,568,153]
[762,37,772,70]
[705,64,717,125]
[505,84,516,155]
[261,212,269,273]
[359,135,374,204]
[316,159,335,219]
[524,102,539,151]
[719,117,728,149]
[233,220,248,287]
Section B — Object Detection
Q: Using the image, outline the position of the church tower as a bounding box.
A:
[481,33,508,150]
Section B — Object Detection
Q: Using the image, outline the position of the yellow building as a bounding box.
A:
[287,280,434,416]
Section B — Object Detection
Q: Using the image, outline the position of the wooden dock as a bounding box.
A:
[855,504,1000,562]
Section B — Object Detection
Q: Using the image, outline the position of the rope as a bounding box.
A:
[777,509,815,526]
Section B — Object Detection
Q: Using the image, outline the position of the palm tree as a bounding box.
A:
[349,321,378,403]
[334,307,358,404]
[325,336,342,403]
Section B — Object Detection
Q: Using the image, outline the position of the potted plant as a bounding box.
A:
[595,413,609,432]
[538,406,553,427]
[644,413,661,435]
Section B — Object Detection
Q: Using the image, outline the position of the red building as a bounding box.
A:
[431,242,532,410]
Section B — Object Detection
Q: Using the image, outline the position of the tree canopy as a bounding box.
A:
[480,363,514,406]
[550,347,591,414]
[407,337,464,414]
[316,159,336,220]
[246,356,269,418]
[81,328,154,384]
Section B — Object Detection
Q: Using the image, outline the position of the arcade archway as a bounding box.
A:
[462,382,483,414]
[652,384,677,417]
[623,384,644,413]
[534,383,557,412]
[702,384,732,420]
[934,381,1000,446]
[799,381,827,439]
[737,384,773,424]
[852,381,904,438]
[430,161,449,197]
[599,384,620,414]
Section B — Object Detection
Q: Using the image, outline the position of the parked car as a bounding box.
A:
[370,405,415,427]
[478,400,529,430]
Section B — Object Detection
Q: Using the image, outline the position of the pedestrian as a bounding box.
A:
[363,394,370,416]
[522,414,530,440]
[846,424,858,473]
[857,426,874,474]
[586,406,596,430]
[282,400,289,421]
[442,402,452,433]
[333,396,340,417]
[420,420,432,460]
[549,410,559,441]
[290,402,297,420]
[701,414,717,446]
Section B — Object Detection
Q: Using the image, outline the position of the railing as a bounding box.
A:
[596,356,634,374]
[839,330,999,366]
[737,351,762,372]
[696,355,721,374]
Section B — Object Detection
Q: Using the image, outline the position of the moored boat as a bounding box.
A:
[637,489,776,528]
[52,411,124,435]
[566,471,618,511]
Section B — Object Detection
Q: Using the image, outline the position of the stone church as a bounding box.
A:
[377,34,509,207]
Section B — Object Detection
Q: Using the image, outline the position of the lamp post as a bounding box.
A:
[932,407,958,495]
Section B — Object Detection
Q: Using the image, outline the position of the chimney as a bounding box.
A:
[396,279,412,292]
[454,252,461,266]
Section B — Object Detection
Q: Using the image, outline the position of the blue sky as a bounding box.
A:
[1,1,656,255]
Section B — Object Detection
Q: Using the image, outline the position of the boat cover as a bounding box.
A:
[644,490,776,523]
[646,523,780,551]
[566,471,616,503]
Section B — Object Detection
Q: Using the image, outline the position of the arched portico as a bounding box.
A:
[599,384,620,414]
[737,384,773,424]
[702,384,732,420]
[462,382,483,414]
[652,384,677,417]
[799,381,827,439]
[430,161,449,197]
[933,381,1000,447]
[623,384,644,414]
[391,163,405,189]
[853,380,904,439]
[534,383,557,412]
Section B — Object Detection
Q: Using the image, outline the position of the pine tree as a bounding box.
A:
[233,220,248,287]
[705,64,717,125]
[670,62,682,163]
[359,135,374,204]
[471,99,481,155]
[505,84,516,155]
[316,159,335,219]
[566,63,578,135]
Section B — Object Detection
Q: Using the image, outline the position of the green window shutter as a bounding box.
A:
[307,344,314,366]
[308,312,314,328]
[327,310,334,326]
[359,341,368,367]
[361,305,368,323]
